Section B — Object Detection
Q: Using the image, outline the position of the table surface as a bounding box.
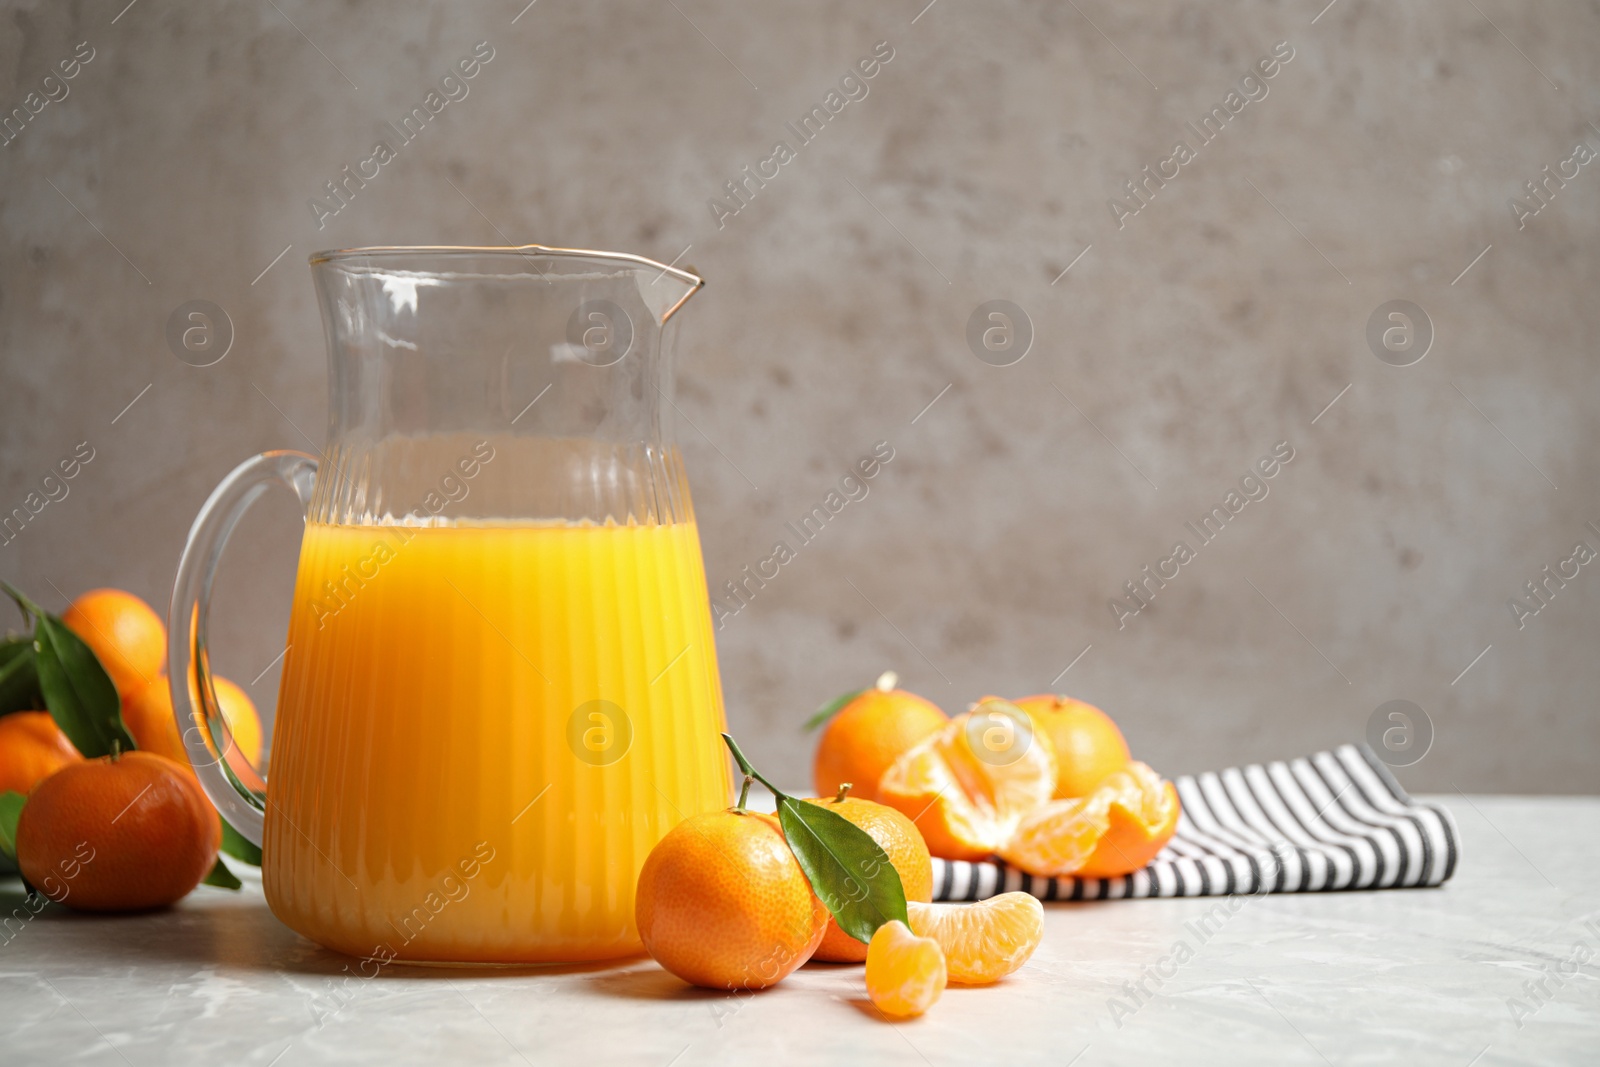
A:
[3,795,1598,1066]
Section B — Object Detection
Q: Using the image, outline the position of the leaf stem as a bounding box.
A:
[0,580,39,628]
[721,731,908,945]
[736,773,754,811]
[721,733,788,801]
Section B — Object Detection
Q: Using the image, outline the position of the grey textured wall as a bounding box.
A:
[2,1,1597,794]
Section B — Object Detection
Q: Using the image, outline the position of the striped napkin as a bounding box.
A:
[932,743,1459,902]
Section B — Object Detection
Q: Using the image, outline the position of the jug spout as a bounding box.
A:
[457,243,702,324]
[616,248,702,326]
[492,243,702,326]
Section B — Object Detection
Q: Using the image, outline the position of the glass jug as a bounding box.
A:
[168,245,731,962]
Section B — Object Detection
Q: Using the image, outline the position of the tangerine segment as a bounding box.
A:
[805,796,933,963]
[813,682,948,804]
[865,920,947,1018]
[1074,761,1180,879]
[998,794,1112,878]
[1011,694,1131,798]
[635,810,828,990]
[878,703,1055,861]
[905,892,1044,985]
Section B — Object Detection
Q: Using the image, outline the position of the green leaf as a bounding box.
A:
[0,790,26,863]
[202,856,242,890]
[803,688,863,732]
[776,794,907,945]
[0,639,45,715]
[220,819,262,866]
[32,612,135,758]
[720,731,908,945]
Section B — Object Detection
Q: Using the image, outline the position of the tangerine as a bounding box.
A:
[123,674,263,772]
[805,792,933,963]
[0,711,81,795]
[878,700,1055,861]
[16,749,221,911]
[998,793,1111,877]
[1002,760,1179,879]
[61,589,165,699]
[635,809,828,990]
[1074,761,1180,879]
[812,672,947,804]
[1010,693,1130,798]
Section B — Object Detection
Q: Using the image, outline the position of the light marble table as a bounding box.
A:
[3,796,1597,1066]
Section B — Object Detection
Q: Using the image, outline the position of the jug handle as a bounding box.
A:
[168,450,319,846]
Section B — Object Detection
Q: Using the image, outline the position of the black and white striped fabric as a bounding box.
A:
[932,743,1459,902]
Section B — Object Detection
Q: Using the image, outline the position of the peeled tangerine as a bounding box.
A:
[906,892,1044,984]
[1000,761,1180,879]
[865,920,947,1018]
[878,701,1056,862]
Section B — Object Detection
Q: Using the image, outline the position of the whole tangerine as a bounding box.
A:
[61,589,166,699]
[1011,693,1131,798]
[635,809,828,990]
[16,749,221,912]
[805,792,933,963]
[123,674,263,772]
[812,672,947,803]
[0,711,81,795]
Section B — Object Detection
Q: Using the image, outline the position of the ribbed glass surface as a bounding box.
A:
[263,489,730,962]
